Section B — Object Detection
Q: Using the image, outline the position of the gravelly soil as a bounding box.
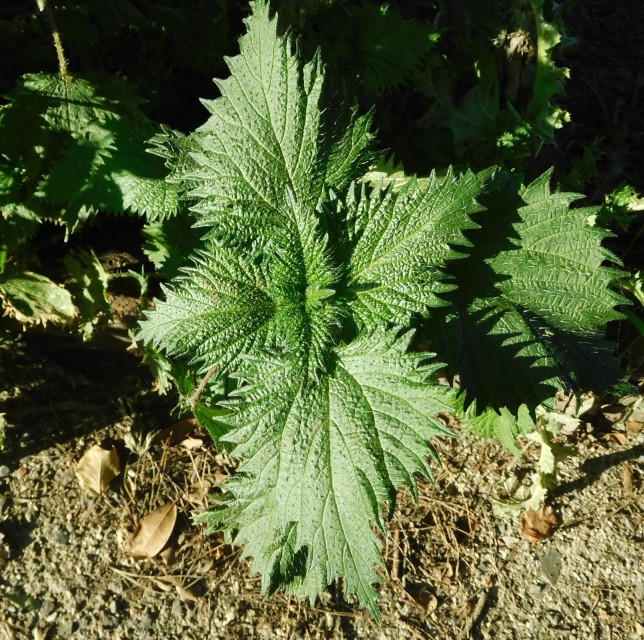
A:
[0,336,643,640]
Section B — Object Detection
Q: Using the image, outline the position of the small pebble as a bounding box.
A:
[55,527,69,546]
[140,611,155,630]
[108,580,124,594]
[57,620,74,638]
[171,598,183,618]
[40,600,56,617]
[0,465,10,478]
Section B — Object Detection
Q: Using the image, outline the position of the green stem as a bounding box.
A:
[36,0,69,80]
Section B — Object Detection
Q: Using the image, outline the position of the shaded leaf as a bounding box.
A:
[0,270,76,327]
[63,248,111,339]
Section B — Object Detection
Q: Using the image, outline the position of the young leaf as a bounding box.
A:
[185,0,373,242]
[137,244,276,373]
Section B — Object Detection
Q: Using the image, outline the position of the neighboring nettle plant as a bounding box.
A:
[138,1,625,618]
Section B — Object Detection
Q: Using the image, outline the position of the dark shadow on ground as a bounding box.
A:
[550,443,644,501]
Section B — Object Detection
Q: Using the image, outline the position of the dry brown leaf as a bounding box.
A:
[129,503,177,558]
[626,420,643,435]
[75,445,120,495]
[151,576,177,592]
[151,418,197,446]
[179,437,203,451]
[608,431,628,445]
[406,584,437,614]
[175,584,199,602]
[214,470,228,485]
[159,545,176,565]
[520,505,558,543]
[187,479,212,508]
[151,576,199,601]
[197,557,215,573]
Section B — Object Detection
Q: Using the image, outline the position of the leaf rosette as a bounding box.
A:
[138,0,625,618]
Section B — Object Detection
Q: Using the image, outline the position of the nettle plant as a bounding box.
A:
[138,1,625,618]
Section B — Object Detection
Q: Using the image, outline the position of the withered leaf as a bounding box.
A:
[151,418,197,446]
[175,583,199,602]
[520,505,558,543]
[75,445,120,495]
[179,436,203,451]
[129,503,177,558]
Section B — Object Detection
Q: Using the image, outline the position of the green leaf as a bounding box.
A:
[528,0,570,140]
[63,249,111,339]
[198,330,455,619]
[137,244,276,374]
[346,168,492,329]
[139,198,342,380]
[0,73,179,231]
[489,171,624,333]
[432,170,626,414]
[463,403,534,457]
[186,0,372,241]
[0,270,76,327]
[314,3,437,95]
[142,215,205,279]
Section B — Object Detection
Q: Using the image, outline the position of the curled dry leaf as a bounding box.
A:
[75,445,120,495]
[33,625,52,640]
[520,505,558,543]
[175,584,199,602]
[151,418,197,446]
[129,502,177,558]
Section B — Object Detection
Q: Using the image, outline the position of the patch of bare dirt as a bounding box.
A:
[0,336,642,640]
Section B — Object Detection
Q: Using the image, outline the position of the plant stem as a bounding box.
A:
[36,0,69,80]
[190,366,218,409]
